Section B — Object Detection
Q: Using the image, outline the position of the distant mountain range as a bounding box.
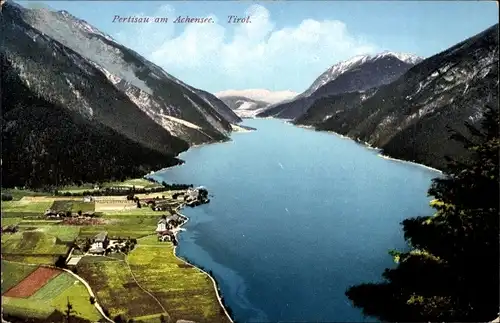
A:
[216,89,297,118]
[293,24,498,170]
[2,0,497,187]
[1,1,240,188]
[257,51,424,119]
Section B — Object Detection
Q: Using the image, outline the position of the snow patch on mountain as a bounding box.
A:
[235,101,258,110]
[302,51,424,97]
[371,51,423,65]
[215,89,297,104]
[163,115,202,130]
[234,108,268,118]
[121,83,211,141]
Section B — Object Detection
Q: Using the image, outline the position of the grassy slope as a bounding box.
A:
[2,297,55,319]
[1,189,52,201]
[1,188,226,322]
[1,198,78,263]
[1,231,68,255]
[128,235,230,323]
[77,260,165,319]
[2,201,53,213]
[50,200,95,213]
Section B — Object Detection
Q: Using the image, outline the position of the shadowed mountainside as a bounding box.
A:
[295,24,499,170]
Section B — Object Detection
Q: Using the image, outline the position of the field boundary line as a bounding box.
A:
[120,251,170,322]
[61,268,114,323]
[1,260,113,322]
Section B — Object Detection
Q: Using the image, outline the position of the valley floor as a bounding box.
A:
[1,180,231,323]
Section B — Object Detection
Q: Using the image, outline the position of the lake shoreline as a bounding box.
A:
[146,132,245,323]
[289,121,443,174]
[150,118,439,322]
[171,203,235,323]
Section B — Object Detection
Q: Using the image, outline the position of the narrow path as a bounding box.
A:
[62,268,114,323]
[120,251,171,322]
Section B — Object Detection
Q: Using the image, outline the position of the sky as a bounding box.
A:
[19,0,499,94]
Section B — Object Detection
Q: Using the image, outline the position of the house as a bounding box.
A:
[1,225,18,233]
[158,231,173,242]
[165,214,182,225]
[158,232,172,242]
[88,247,105,255]
[156,218,168,232]
[94,231,108,247]
[89,231,109,254]
[66,256,83,266]
[184,186,209,206]
[153,204,170,211]
[45,209,58,217]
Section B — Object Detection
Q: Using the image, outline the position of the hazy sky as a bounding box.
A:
[20,1,499,93]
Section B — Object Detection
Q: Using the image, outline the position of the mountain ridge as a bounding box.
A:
[0,1,239,188]
[215,89,298,104]
[216,89,297,118]
[9,1,240,144]
[257,51,422,119]
[295,24,499,170]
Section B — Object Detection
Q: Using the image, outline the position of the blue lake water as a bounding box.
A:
[153,119,439,323]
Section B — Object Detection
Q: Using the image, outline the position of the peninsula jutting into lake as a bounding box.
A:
[1,1,498,322]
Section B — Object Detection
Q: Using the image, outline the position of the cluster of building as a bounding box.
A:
[156,214,185,243]
[88,231,109,254]
[44,209,96,218]
[184,186,209,206]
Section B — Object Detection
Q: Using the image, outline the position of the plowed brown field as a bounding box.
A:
[3,267,61,298]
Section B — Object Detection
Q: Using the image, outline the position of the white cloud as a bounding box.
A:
[114,4,378,92]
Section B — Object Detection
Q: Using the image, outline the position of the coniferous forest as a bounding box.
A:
[346,105,499,322]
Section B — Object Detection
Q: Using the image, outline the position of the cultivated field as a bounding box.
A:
[2,200,53,213]
[77,259,166,319]
[1,197,55,222]
[127,235,230,323]
[1,261,102,322]
[50,200,95,213]
[57,177,163,194]
[1,230,69,255]
[3,267,61,298]
[1,261,39,294]
[134,191,182,199]
[103,178,163,189]
[2,297,55,320]
[94,200,136,213]
[1,189,51,201]
[1,217,23,226]
[1,184,226,323]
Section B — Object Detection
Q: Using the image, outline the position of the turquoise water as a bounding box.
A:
[153,119,439,322]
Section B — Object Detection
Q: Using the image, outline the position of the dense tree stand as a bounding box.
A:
[346,106,499,322]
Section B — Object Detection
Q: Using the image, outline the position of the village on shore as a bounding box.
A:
[58,185,210,267]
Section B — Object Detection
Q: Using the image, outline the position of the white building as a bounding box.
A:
[156,218,167,232]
